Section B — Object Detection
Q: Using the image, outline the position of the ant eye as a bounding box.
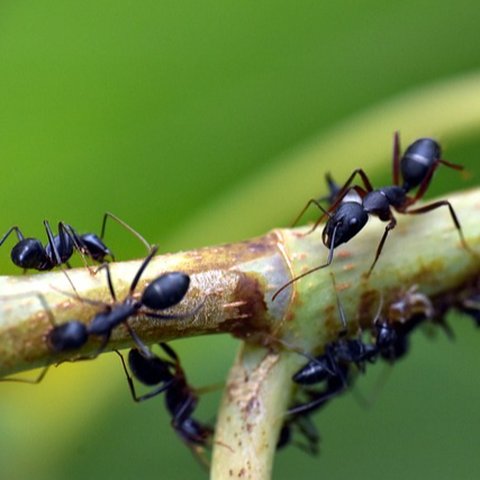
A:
[349,218,357,225]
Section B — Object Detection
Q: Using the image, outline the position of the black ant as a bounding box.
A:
[74,245,199,359]
[116,343,213,465]
[288,280,377,415]
[273,132,469,300]
[0,212,150,272]
[1,246,198,383]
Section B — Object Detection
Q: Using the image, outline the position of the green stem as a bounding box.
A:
[0,189,479,480]
[211,187,480,479]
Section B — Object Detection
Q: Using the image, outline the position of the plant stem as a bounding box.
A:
[0,189,479,480]
[211,187,480,479]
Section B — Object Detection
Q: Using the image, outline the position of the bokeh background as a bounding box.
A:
[1,1,480,479]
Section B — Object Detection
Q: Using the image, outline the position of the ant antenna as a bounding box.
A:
[330,272,347,331]
[272,224,338,302]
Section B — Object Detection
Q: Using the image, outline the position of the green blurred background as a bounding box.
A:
[1,1,480,479]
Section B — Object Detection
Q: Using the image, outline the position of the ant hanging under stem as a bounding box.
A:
[116,343,214,467]
[0,245,201,383]
[273,132,471,301]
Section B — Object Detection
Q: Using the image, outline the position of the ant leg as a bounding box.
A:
[141,299,205,321]
[60,223,96,272]
[366,216,397,277]
[303,201,332,235]
[272,223,340,302]
[309,169,375,234]
[0,226,24,246]
[292,199,331,229]
[295,415,321,455]
[115,350,174,402]
[95,262,117,302]
[159,342,179,362]
[439,159,463,170]
[287,385,344,416]
[406,200,472,253]
[0,365,50,384]
[193,382,224,395]
[123,321,153,358]
[408,158,463,205]
[43,220,64,267]
[333,168,374,202]
[330,272,347,332]
[129,245,159,294]
[392,131,401,186]
[171,396,197,427]
[100,212,152,253]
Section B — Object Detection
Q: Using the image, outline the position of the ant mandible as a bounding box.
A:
[0,212,150,273]
[116,343,213,465]
[273,132,469,301]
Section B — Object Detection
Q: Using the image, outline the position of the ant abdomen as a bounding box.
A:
[401,138,441,191]
[11,238,49,270]
[141,272,191,310]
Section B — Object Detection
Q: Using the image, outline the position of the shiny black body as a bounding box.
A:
[0,212,152,272]
[85,246,194,356]
[319,134,464,276]
[273,132,466,300]
[293,338,376,388]
[401,138,441,191]
[117,342,212,450]
[0,221,107,272]
[0,222,74,271]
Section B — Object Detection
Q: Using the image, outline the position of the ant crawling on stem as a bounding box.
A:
[66,244,202,360]
[0,212,150,273]
[0,245,200,383]
[273,132,471,301]
[116,342,214,466]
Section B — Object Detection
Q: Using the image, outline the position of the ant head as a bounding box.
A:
[322,202,368,248]
[141,272,190,311]
[48,320,88,352]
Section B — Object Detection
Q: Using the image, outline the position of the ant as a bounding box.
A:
[288,280,377,415]
[74,244,199,359]
[116,343,213,465]
[0,212,150,273]
[1,246,198,383]
[273,132,469,300]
